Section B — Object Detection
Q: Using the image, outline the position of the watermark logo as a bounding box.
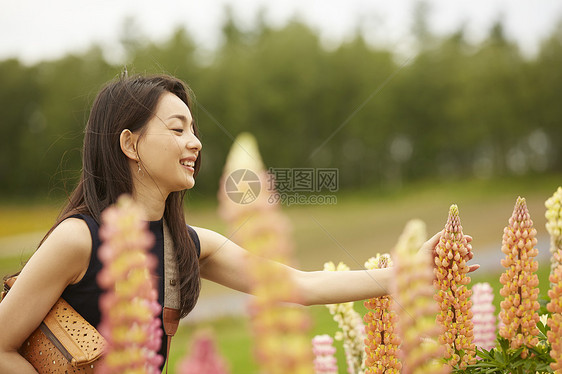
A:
[225,167,339,206]
[225,169,261,204]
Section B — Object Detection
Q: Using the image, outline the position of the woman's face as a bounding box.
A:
[136,92,202,194]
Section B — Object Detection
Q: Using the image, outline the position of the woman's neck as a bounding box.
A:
[132,186,168,221]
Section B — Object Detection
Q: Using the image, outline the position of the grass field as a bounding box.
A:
[1,175,561,373]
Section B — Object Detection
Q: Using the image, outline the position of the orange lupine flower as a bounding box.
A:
[498,196,540,359]
[433,204,475,369]
[363,254,400,373]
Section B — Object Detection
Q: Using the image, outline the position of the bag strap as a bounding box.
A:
[162,221,181,373]
[1,277,16,302]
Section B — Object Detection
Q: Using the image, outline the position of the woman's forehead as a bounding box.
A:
[156,92,193,124]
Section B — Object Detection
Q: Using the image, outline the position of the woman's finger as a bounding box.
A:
[425,230,444,250]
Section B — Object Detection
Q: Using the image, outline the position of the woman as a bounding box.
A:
[0,74,477,372]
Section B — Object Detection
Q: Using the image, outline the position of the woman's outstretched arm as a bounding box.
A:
[196,226,466,306]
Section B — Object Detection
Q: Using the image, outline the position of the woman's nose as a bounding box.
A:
[187,133,202,152]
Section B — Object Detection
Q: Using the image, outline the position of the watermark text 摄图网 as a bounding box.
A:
[267,167,339,193]
[267,167,339,206]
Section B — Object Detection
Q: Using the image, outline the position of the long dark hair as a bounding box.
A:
[42,74,201,318]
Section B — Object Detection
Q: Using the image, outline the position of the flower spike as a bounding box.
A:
[471,282,496,351]
[498,196,540,358]
[312,335,338,374]
[546,186,562,279]
[177,330,230,374]
[363,254,400,373]
[394,219,449,374]
[323,261,366,374]
[218,133,313,374]
[434,204,476,369]
[546,187,562,371]
[96,195,163,374]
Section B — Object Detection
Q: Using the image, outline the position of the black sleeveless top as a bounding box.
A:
[61,214,200,366]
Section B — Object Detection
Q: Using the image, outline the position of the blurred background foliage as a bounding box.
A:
[1,6,561,199]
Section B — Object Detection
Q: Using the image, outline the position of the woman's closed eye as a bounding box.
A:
[171,128,184,134]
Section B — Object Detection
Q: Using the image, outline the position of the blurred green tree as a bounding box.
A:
[0,9,560,199]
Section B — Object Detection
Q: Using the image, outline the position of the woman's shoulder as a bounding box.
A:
[188,226,230,259]
[39,217,93,284]
[188,225,215,241]
[50,217,92,248]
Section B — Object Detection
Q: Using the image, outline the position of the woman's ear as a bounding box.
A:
[120,129,139,161]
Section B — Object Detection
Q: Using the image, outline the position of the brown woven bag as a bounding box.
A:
[2,277,106,373]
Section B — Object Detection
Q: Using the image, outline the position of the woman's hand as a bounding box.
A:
[462,235,480,273]
[419,230,480,273]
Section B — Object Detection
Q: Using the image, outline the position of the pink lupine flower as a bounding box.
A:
[393,220,449,374]
[96,195,163,374]
[218,133,313,374]
[176,330,229,374]
[363,254,401,373]
[312,335,338,374]
[471,282,496,351]
[324,261,366,374]
[433,204,475,369]
[498,196,540,358]
[546,187,562,371]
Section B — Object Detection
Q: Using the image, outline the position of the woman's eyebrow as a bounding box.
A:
[166,114,192,126]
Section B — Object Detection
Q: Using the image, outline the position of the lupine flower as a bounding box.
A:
[433,204,475,369]
[546,187,562,372]
[312,335,338,374]
[471,283,496,351]
[393,220,449,374]
[363,254,401,373]
[546,187,562,282]
[498,196,540,358]
[176,330,230,374]
[96,195,163,374]
[324,261,366,374]
[547,256,562,372]
[218,133,313,374]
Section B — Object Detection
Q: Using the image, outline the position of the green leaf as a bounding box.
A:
[476,347,493,360]
[493,349,505,364]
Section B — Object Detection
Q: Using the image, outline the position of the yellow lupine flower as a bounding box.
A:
[218,133,313,374]
[324,261,366,374]
[546,187,562,372]
[393,220,449,374]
